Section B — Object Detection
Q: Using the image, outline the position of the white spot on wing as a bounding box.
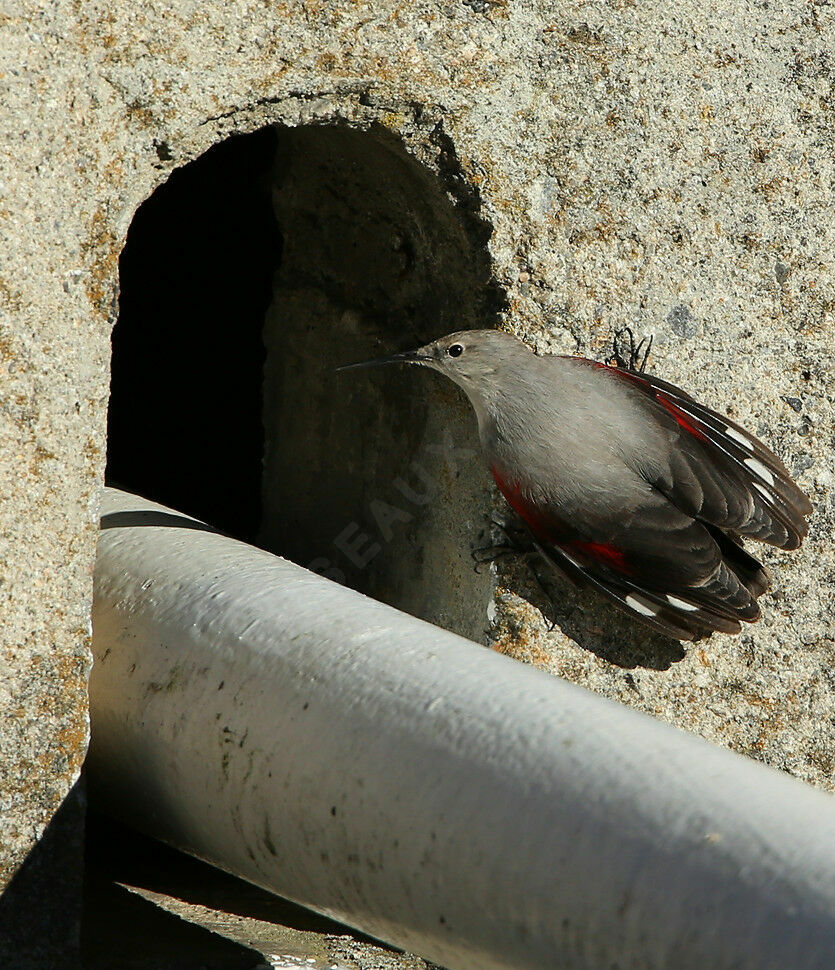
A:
[666,594,699,612]
[745,457,775,486]
[726,426,753,450]
[752,481,771,502]
[625,595,657,617]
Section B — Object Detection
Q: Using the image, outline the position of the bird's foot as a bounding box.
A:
[610,327,653,373]
[471,544,518,572]
[472,517,536,573]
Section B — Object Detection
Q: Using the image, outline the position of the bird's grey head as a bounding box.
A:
[339,329,530,399]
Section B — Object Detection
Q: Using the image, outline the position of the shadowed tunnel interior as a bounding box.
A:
[107,126,279,542]
[107,121,501,639]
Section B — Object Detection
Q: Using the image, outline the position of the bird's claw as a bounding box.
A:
[471,544,519,572]
[611,327,654,373]
[472,517,537,573]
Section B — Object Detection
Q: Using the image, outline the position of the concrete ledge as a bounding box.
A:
[89,488,835,970]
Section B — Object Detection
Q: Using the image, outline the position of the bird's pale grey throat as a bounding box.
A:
[340,329,812,641]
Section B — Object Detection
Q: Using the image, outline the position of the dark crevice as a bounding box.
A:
[260,123,499,637]
[106,125,281,542]
[106,119,502,639]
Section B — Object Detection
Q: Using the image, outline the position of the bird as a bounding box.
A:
[340,330,813,640]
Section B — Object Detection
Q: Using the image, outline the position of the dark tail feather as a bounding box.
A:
[706,524,771,599]
[535,526,771,642]
[534,540,742,641]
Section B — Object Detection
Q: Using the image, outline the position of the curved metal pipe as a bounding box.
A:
[89,488,835,970]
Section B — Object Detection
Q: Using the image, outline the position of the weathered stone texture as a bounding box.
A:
[1,0,833,905]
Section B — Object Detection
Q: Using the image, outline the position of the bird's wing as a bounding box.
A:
[587,361,812,550]
[534,537,747,641]
[492,465,766,640]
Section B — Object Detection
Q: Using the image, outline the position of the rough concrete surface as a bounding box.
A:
[260,123,495,641]
[1,0,833,961]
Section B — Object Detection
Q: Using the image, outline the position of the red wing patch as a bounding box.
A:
[569,540,629,572]
[655,393,708,441]
[490,466,564,544]
[491,465,631,574]
[588,360,649,390]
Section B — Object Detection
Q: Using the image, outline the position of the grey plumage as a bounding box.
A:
[342,330,812,640]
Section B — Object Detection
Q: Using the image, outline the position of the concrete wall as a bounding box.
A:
[260,123,496,639]
[1,0,833,949]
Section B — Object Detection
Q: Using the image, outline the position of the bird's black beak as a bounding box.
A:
[336,349,433,372]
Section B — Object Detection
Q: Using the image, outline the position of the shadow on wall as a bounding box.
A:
[82,813,279,970]
[260,124,502,639]
[107,125,280,543]
[485,527,687,671]
[0,781,86,969]
[107,121,503,641]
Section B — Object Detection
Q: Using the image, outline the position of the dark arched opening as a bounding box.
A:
[107,121,500,640]
[107,126,279,542]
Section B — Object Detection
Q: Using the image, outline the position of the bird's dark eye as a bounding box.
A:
[447,343,464,358]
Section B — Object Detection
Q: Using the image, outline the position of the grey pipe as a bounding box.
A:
[89,488,835,969]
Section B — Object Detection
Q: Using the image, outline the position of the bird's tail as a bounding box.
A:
[535,528,771,642]
[705,523,771,600]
